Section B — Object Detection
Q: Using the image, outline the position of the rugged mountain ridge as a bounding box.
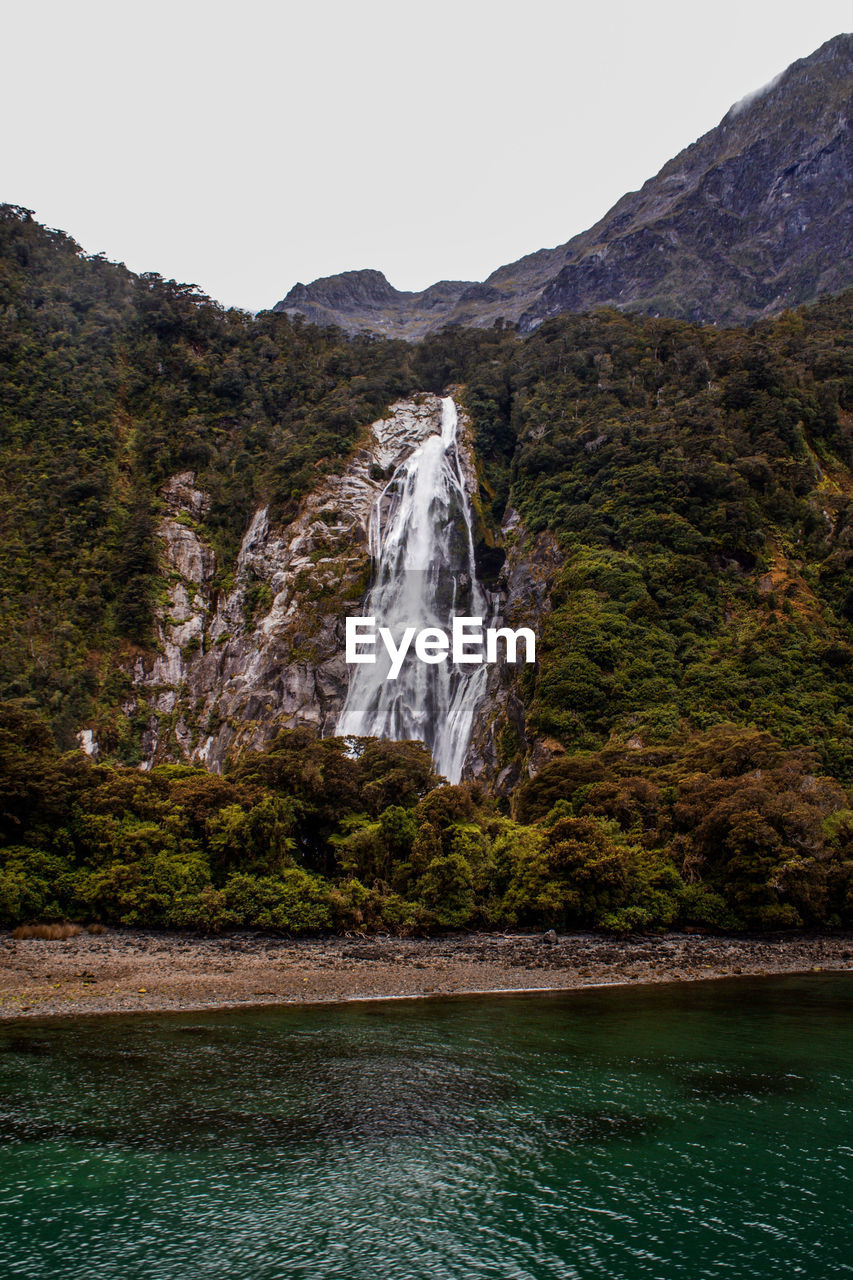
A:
[273,34,853,337]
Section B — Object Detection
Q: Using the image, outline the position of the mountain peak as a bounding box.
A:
[272,34,853,337]
[273,268,476,337]
[280,268,400,312]
[719,31,852,132]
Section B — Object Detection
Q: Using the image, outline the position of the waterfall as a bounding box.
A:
[336,396,488,783]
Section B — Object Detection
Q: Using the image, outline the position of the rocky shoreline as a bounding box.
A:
[0,930,850,1020]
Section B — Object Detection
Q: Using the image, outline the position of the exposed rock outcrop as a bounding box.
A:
[123,395,566,786]
[129,396,484,771]
[273,35,853,337]
[274,271,474,340]
[465,511,564,793]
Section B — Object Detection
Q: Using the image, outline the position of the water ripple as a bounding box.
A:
[0,976,851,1279]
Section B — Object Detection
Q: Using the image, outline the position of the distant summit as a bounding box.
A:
[274,269,475,338]
[273,34,853,337]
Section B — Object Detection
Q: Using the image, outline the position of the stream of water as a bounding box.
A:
[336,396,489,782]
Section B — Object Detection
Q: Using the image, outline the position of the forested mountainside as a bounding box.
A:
[2,204,853,933]
[274,34,853,337]
[0,205,416,748]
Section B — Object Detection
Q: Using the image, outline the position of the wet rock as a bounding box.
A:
[466,521,563,789]
[123,396,487,771]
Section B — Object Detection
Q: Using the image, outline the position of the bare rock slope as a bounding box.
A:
[127,396,484,771]
[273,35,853,337]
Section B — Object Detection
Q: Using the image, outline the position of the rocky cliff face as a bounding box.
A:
[126,392,578,787]
[127,395,486,772]
[520,32,853,329]
[465,512,566,794]
[272,34,853,337]
[274,270,474,340]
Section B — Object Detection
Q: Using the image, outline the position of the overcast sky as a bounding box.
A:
[3,0,850,311]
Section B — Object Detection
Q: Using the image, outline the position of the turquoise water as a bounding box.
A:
[0,975,851,1279]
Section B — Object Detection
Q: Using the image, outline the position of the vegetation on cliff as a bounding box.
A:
[2,206,853,932]
[0,205,413,746]
[500,300,853,785]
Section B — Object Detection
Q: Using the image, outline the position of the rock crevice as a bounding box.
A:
[129,395,486,771]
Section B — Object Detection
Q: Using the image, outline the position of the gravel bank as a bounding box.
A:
[1,930,850,1019]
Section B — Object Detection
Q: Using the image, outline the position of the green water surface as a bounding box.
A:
[0,975,851,1279]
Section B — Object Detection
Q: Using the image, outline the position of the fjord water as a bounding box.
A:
[1,977,851,1279]
[336,396,488,782]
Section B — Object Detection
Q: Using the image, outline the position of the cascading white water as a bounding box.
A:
[336,397,489,783]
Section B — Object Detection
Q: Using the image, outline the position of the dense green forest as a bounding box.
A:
[501,300,853,784]
[1,204,852,932]
[2,704,851,933]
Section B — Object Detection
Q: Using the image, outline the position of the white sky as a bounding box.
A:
[3,0,850,311]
